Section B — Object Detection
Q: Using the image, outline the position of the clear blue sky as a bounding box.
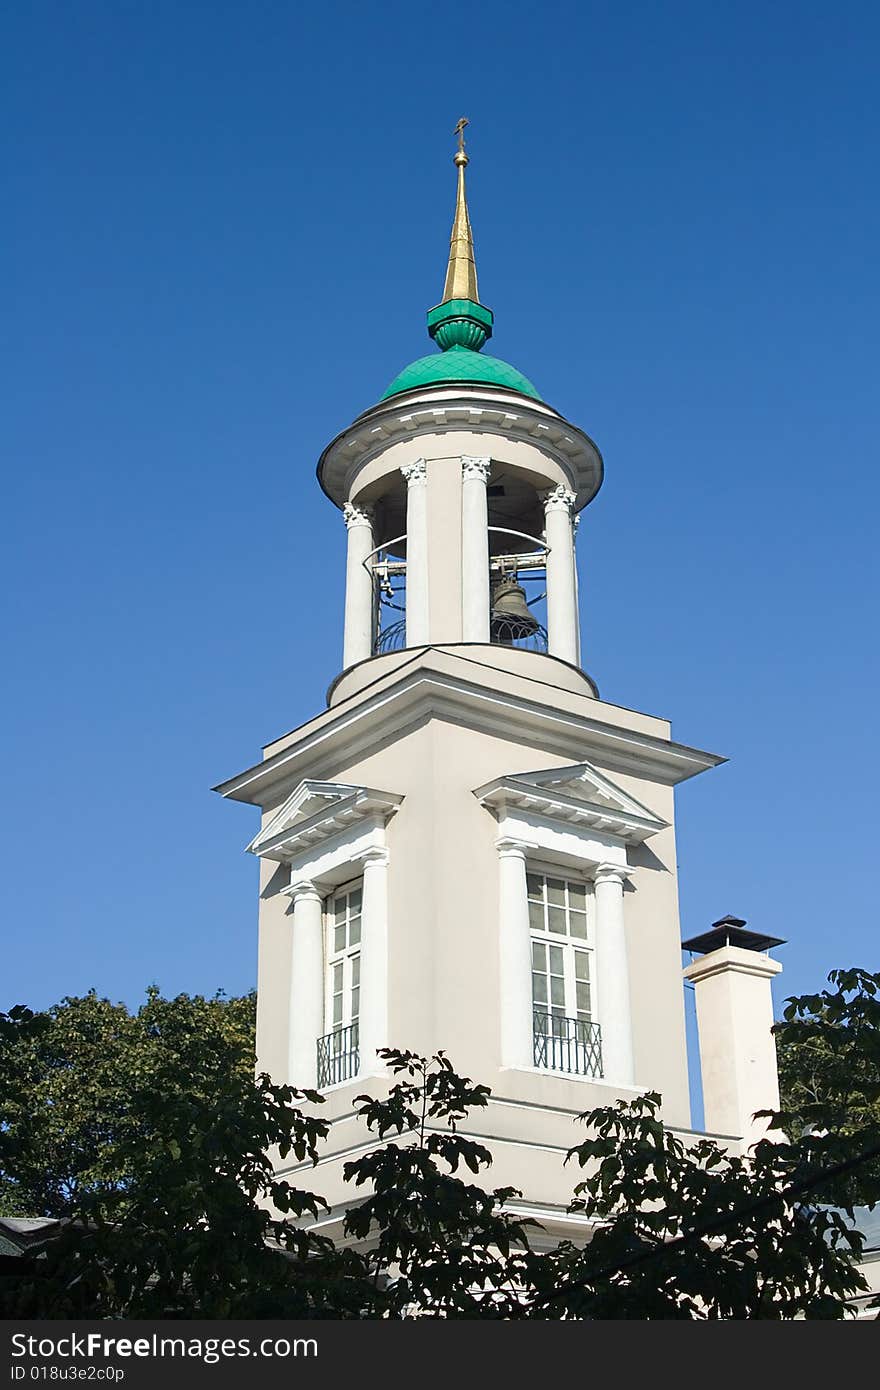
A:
[3,1,877,1078]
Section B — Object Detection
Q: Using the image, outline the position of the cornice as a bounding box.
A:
[316,385,603,513]
[216,664,724,808]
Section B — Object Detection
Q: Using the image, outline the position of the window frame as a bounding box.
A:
[324,876,363,1036]
[527,863,596,1027]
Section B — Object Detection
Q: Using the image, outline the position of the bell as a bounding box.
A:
[490,576,539,642]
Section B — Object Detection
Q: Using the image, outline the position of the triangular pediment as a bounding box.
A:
[473,761,667,843]
[247,779,403,862]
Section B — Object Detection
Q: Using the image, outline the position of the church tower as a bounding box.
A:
[215,128,781,1227]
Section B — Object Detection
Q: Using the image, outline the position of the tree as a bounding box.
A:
[773,966,880,1209]
[528,1093,867,1318]
[0,986,874,1318]
[0,989,256,1219]
[342,1049,531,1317]
[0,992,347,1317]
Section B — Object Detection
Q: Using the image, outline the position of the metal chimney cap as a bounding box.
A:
[681,916,786,956]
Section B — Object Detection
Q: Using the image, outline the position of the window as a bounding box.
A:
[318,880,361,1086]
[528,870,602,1077]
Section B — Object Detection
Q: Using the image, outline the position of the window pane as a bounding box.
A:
[351,954,360,986]
[547,905,566,936]
[334,923,346,953]
[333,994,342,1025]
[532,973,547,1005]
[333,897,347,923]
[531,940,546,970]
[351,987,359,1020]
[349,887,362,915]
[548,944,564,974]
[528,899,545,932]
[569,912,588,940]
[569,882,587,913]
[526,873,543,900]
[547,878,565,908]
[550,975,565,1007]
[574,950,590,981]
[576,981,592,1014]
[333,962,343,992]
[349,915,361,946]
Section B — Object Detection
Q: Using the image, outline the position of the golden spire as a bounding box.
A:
[441,117,479,303]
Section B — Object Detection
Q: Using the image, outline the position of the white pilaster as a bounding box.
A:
[683,946,783,1147]
[461,456,491,642]
[357,846,389,1078]
[543,485,579,665]
[342,502,375,669]
[401,459,429,646]
[593,863,634,1086]
[285,879,324,1090]
[497,838,535,1070]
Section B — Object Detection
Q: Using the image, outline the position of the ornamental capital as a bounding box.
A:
[400,458,428,487]
[593,862,632,887]
[495,837,533,860]
[461,455,491,483]
[282,878,321,905]
[541,484,576,515]
[358,845,390,869]
[343,501,374,530]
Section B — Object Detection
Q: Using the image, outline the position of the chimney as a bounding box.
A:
[682,916,785,1149]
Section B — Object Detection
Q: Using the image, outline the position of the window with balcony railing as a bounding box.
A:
[529,869,602,1078]
[533,1009,602,1078]
[319,880,362,1087]
[317,1021,360,1088]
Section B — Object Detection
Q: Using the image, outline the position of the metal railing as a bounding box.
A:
[366,523,552,657]
[533,1009,603,1078]
[489,610,549,652]
[374,618,407,654]
[316,1022,359,1088]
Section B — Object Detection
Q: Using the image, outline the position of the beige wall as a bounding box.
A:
[246,649,710,1214]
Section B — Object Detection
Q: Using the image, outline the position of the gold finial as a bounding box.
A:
[442,117,479,303]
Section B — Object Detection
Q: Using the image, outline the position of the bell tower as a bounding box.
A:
[216,128,745,1229]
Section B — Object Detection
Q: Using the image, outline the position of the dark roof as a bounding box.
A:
[682,916,786,956]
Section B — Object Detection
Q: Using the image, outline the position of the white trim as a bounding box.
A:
[495,1069,647,1097]
[317,388,602,514]
[492,806,631,873]
[249,779,402,863]
[281,818,388,897]
[474,760,667,844]
[216,665,724,806]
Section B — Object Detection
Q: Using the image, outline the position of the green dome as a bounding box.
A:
[381,344,542,402]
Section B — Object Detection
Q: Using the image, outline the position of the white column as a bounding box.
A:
[342,502,375,669]
[543,485,579,665]
[461,456,491,642]
[683,946,783,1147]
[401,459,429,646]
[593,863,634,1086]
[573,512,582,667]
[357,847,389,1078]
[497,838,535,1069]
[285,879,324,1090]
